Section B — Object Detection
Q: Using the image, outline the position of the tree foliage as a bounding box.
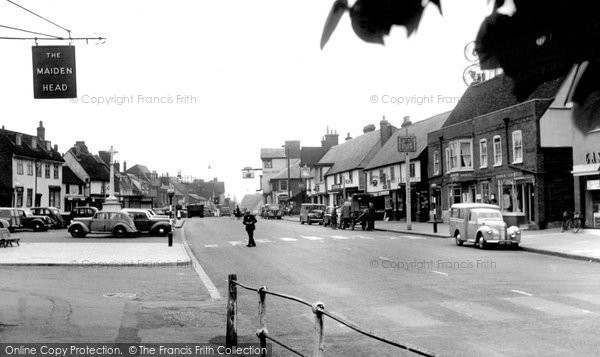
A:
[321,0,600,132]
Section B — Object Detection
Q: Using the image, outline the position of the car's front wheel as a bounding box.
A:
[69,226,86,238]
[113,226,127,238]
[154,226,168,236]
[455,232,463,246]
[477,235,487,249]
[33,222,43,232]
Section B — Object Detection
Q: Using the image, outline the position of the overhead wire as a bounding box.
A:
[4,0,70,34]
[0,24,63,39]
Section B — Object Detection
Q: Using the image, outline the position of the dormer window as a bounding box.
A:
[15,134,22,146]
[31,137,37,149]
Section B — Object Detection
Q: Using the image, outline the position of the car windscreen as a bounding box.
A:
[476,210,503,220]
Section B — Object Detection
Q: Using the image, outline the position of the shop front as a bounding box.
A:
[572,129,600,228]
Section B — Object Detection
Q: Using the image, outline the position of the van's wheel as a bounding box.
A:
[113,226,127,238]
[33,222,43,232]
[455,232,463,246]
[477,234,487,249]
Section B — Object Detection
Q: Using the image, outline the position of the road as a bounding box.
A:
[185,216,600,356]
[2,218,600,356]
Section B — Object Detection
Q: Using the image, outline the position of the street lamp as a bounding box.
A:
[167,185,175,219]
[282,145,291,207]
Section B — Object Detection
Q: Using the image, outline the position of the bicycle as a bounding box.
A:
[562,211,583,233]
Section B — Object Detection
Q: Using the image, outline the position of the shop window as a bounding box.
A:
[512,130,523,164]
[49,189,60,208]
[493,136,502,166]
[480,139,488,168]
[433,151,440,175]
[16,190,23,207]
[481,182,490,203]
[280,180,288,192]
[450,187,461,205]
[26,189,32,207]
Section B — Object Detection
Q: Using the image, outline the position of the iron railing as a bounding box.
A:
[226,274,435,357]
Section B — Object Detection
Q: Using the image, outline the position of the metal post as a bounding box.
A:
[168,231,173,246]
[286,148,291,206]
[405,152,412,231]
[312,302,325,357]
[433,220,438,233]
[226,274,238,349]
[257,286,268,357]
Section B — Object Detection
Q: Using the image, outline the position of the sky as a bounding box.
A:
[0,0,494,201]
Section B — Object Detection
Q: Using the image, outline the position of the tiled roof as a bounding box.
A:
[365,111,451,170]
[62,166,84,185]
[260,148,286,159]
[300,147,328,167]
[126,164,151,178]
[68,147,110,181]
[0,130,64,162]
[444,74,565,128]
[318,130,382,176]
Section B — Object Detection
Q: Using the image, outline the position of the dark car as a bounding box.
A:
[15,209,52,232]
[187,204,205,218]
[31,207,65,228]
[122,209,172,236]
[68,206,98,225]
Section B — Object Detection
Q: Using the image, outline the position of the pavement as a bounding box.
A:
[282,215,600,262]
[0,220,190,266]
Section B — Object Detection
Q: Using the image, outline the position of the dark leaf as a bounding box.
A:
[320,0,349,50]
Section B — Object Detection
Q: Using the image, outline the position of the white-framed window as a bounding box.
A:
[447,139,473,172]
[480,139,488,168]
[280,180,288,191]
[433,151,440,175]
[263,159,272,168]
[16,159,23,175]
[493,136,502,166]
[390,165,396,181]
[512,130,523,164]
[445,148,451,173]
[27,161,33,176]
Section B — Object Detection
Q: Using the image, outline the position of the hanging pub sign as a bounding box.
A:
[32,45,77,99]
[398,136,417,153]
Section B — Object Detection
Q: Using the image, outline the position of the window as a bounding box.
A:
[445,148,450,173]
[279,180,288,191]
[27,161,33,175]
[17,160,23,175]
[26,189,32,207]
[36,162,41,177]
[447,139,473,172]
[433,151,440,175]
[480,139,488,168]
[481,182,490,203]
[16,190,23,207]
[409,163,416,178]
[379,169,384,184]
[53,164,59,179]
[263,159,272,168]
[348,172,353,184]
[512,130,523,164]
[49,188,60,208]
[390,165,396,181]
[493,136,502,166]
[78,185,83,195]
[44,164,50,178]
[319,168,323,182]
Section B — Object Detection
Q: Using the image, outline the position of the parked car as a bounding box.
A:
[15,209,52,231]
[31,207,65,228]
[449,203,521,249]
[220,207,231,216]
[68,206,98,225]
[122,208,172,236]
[300,204,326,225]
[68,211,137,238]
[323,206,337,227]
[187,204,205,218]
[0,208,21,232]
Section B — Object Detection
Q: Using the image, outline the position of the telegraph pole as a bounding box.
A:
[398,126,416,231]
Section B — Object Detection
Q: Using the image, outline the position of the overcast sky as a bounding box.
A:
[0,0,493,201]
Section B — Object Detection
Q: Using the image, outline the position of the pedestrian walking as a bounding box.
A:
[234,205,242,220]
[243,211,257,247]
[331,206,338,230]
[367,202,376,231]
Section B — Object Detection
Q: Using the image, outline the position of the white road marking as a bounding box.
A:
[301,236,324,241]
[279,238,297,242]
[330,235,350,240]
[255,239,272,243]
[505,296,593,317]
[204,244,218,248]
[432,271,449,276]
[228,241,245,246]
[180,226,221,300]
[511,289,533,297]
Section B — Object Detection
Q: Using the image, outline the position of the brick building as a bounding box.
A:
[428,74,574,229]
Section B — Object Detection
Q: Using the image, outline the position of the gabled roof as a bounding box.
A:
[260,148,286,159]
[318,129,382,176]
[270,161,302,180]
[300,147,328,167]
[444,74,565,128]
[126,164,151,178]
[62,166,84,185]
[67,146,110,181]
[365,111,451,170]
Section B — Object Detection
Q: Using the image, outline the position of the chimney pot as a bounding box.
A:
[401,115,412,128]
[363,124,376,133]
[345,132,352,141]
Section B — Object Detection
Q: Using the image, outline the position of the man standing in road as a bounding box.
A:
[243,211,257,247]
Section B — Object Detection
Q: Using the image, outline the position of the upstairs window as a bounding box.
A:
[263,159,272,168]
[447,139,473,172]
[17,160,23,175]
[480,139,488,168]
[512,131,523,164]
[44,164,50,178]
[433,151,440,175]
[27,161,33,176]
[493,136,502,166]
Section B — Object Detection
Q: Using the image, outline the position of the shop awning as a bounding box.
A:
[572,164,600,177]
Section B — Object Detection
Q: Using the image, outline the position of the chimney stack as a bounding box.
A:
[123,161,127,173]
[345,132,353,141]
[401,115,412,128]
[321,128,339,149]
[37,121,45,141]
[363,124,376,133]
[380,115,392,145]
[54,144,58,152]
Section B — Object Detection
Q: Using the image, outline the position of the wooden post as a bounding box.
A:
[312,302,325,357]
[257,287,268,357]
[226,274,237,349]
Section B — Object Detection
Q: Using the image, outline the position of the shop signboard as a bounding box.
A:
[587,180,600,190]
[32,45,77,99]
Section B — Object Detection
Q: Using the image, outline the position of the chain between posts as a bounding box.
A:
[226,275,435,357]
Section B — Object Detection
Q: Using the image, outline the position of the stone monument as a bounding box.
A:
[102,146,122,212]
